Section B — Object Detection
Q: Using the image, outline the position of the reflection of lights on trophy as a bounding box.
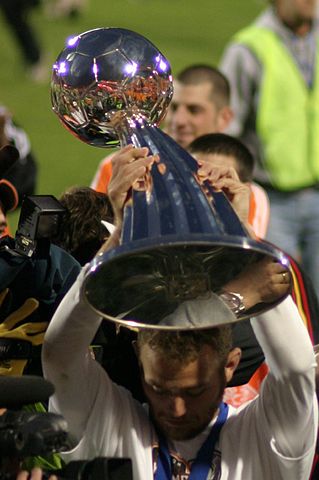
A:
[51,28,172,147]
[51,27,291,330]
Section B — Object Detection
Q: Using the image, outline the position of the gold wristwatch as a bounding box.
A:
[219,291,246,315]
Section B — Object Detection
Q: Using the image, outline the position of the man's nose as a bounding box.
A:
[168,395,187,418]
[172,106,188,126]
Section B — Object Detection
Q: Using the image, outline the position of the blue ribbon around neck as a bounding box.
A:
[155,402,229,480]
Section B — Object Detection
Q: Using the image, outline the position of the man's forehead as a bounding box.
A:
[140,343,219,386]
[139,342,217,366]
[173,81,214,104]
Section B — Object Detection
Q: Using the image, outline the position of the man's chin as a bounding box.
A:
[172,134,194,149]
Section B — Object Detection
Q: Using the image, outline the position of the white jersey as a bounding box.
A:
[42,267,318,480]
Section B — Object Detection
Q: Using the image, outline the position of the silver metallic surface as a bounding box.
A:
[51,28,173,147]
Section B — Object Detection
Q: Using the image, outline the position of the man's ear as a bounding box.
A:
[217,106,234,132]
[225,347,241,383]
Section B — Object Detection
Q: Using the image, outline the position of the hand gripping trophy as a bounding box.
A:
[51,28,291,329]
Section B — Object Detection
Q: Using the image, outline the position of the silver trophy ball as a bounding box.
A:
[51,27,173,148]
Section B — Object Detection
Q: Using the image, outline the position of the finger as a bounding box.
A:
[109,156,155,196]
[16,471,29,480]
[111,147,151,183]
[274,282,291,296]
[131,155,156,169]
[110,145,134,164]
[120,147,149,165]
[267,260,291,276]
[115,155,155,182]
[114,146,149,166]
[255,258,291,284]
[210,179,250,204]
[29,467,44,480]
[197,164,240,182]
[114,144,134,155]
[15,468,46,480]
[199,177,244,195]
[130,146,149,159]
[259,257,281,269]
[17,321,49,335]
[278,270,291,284]
[28,333,47,345]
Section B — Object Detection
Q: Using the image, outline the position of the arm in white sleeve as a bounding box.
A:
[251,295,318,458]
[42,265,104,442]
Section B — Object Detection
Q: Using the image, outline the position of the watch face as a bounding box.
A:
[220,292,245,315]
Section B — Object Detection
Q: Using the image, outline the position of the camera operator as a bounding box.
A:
[0,376,67,480]
[0,195,81,474]
[0,195,81,377]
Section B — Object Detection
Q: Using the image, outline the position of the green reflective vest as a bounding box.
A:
[235,26,319,190]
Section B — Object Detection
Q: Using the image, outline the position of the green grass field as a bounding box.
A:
[0,0,264,230]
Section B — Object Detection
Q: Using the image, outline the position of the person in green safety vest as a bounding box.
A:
[220,0,319,305]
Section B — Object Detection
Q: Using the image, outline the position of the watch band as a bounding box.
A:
[219,291,246,315]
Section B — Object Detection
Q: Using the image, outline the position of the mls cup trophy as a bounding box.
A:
[51,28,291,329]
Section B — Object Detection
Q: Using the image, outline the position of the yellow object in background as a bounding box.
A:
[0,289,48,375]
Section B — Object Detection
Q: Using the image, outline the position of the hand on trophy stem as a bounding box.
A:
[222,257,291,311]
[108,144,159,225]
[196,163,251,232]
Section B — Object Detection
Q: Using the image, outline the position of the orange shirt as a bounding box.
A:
[224,362,269,408]
[90,154,114,194]
[248,182,270,239]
